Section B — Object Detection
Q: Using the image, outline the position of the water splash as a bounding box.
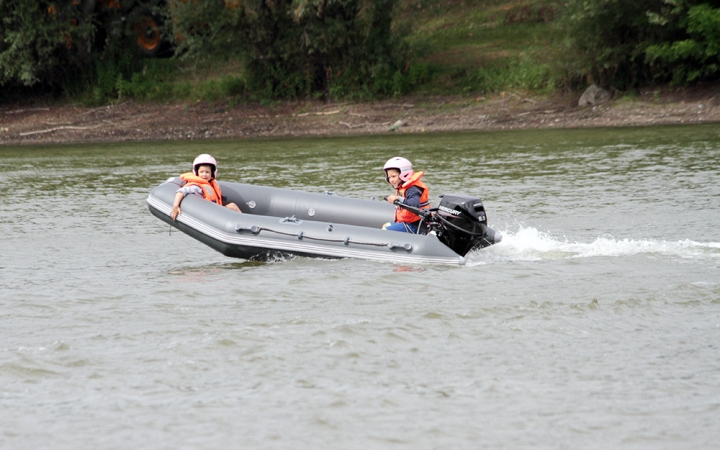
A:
[467,225,720,265]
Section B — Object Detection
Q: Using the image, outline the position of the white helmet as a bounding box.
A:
[193,154,217,177]
[383,156,413,183]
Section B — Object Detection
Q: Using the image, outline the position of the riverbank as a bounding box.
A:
[2,86,719,146]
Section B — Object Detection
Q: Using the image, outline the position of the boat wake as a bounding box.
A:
[466,226,720,265]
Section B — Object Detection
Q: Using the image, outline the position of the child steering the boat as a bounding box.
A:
[170,154,242,220]
[382,156,430,233]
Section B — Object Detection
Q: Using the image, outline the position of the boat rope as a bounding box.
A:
[240,226,390,248]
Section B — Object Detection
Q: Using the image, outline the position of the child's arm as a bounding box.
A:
[170,191,185,220]
[387,186,421,206]
[171,185,205,219]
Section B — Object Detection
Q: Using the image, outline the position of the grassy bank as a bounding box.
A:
[401,0,562,95]
[73,0,563,105]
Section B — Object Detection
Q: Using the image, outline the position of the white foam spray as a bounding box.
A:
[466,225,720,266]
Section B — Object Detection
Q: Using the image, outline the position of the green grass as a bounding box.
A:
[398,0,564,95]
[117,60,246,103]
[72,57,249,105]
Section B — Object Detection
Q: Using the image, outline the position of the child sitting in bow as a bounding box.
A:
[170,154,241,220]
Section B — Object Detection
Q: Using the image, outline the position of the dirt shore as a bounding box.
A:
[2,86,719,146]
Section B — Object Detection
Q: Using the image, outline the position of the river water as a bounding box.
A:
[1,125,719,449]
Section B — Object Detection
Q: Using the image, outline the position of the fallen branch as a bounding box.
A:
[77,104,117,117]
[19,125,100,136]
[2,107,50,115]
[378,103,415,108]
[295,109,341,117]
[338,121,368,129]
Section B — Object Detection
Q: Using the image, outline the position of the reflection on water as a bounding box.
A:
[1,124,719,449]
[168,260,270,276]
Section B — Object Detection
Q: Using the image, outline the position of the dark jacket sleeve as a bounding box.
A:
[401,186,423,208]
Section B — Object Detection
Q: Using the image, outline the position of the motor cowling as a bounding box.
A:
[436,194,498,256]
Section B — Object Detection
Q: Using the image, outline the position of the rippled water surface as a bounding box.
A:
[1,125,719,449]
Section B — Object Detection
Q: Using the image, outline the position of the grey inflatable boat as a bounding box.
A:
[147,177,501,265]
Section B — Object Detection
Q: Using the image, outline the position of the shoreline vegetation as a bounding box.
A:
[2,85,719,146]
[3,0,720,146]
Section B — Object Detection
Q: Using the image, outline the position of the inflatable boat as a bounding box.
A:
[147,178,502,265]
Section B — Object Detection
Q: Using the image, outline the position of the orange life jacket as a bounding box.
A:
[394,171,430,223]
[179,172,224,205]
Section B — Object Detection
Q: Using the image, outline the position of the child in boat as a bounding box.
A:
[170,154,242,220]
[381,156,430,233]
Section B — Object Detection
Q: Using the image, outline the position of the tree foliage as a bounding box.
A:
[5,0,720,100]
[170,0,413,99]
[561,0,720,88]
[0,0,94,88]
[645,2,720,84]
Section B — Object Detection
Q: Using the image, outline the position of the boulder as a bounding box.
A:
[388,119,407,131]
[578,84,611,107]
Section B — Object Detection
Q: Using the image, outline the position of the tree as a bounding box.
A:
[645,2,720,84]
[561,0,720,88]
[0,0,94,88]
[169,0,410,99]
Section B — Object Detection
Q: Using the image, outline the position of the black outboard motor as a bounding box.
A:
[434,194,502,256]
